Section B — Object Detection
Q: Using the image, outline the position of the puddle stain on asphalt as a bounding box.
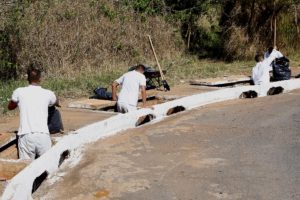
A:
[94,189,110,198]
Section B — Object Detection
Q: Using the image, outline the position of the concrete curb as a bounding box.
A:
[2,79,300,199]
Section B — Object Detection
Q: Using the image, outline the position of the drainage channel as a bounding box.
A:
[96,96,170,112]
[3,79,300,199]
[0,95,177,195]
[1,90,191,197]
[0,107,117,193]
[0,134,71,194]
[0,134,29,195]
[105,96,188,127]
[32,96,187,196]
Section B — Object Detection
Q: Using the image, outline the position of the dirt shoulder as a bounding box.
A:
[0,84,216,133]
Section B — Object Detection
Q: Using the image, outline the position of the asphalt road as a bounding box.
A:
[34,90,300,200]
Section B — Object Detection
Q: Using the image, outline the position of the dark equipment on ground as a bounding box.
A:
[145,69,167,90]
[90,63,168,101]
[48,106,64,134]
[129,65,167,90]
[90,87,113,100]
[272,57,291,81]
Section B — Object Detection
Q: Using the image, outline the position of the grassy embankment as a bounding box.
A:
[1,0,300,115]
[2,54,300,116]
[1,57,256,115]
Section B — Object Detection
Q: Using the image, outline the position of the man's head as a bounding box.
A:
[27,62,42,84]
[268,47,274,54]
[255,54,262,63]
[135,64,146,74]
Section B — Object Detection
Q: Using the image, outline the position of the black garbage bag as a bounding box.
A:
[48,106,64,134]
[90,87,112,100]
[272,57,291,81]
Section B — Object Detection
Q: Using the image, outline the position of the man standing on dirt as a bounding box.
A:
[112,64,147,113]
[8,63,58,160]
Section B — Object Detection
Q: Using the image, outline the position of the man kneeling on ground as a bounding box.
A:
[252,47,280,85]
[112,64,147,113]
[8,63,59,160]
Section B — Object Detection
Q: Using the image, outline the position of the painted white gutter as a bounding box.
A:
[2,79,300,200]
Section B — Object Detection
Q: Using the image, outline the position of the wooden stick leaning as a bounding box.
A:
[147,35,170,91]
[274,16,277,47]
[147,35,166,80]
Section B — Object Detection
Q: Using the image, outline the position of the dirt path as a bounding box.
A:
[0,106,115,134]
[34,90,300,200]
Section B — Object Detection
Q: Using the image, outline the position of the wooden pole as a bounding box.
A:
[147,35,166,80]
[274,16,277,47]
[273,0,277,47]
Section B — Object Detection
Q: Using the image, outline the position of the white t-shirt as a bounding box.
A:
[11,85,56,135]
[252,49,280,85]
[264,50,283,71]
[115,70,146,107]
[252,62,270,85]
[264,49,283,59]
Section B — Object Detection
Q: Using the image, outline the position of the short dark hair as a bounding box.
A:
[27,62,42,83]
[268,47,274,54]
[135,64,146,71]
[255,54,262,62]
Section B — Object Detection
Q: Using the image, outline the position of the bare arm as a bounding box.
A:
[141,86,146,106]
[49,92,60,107]
[54,98,61,107]
[8,100,18,110]
[111,81,119,101]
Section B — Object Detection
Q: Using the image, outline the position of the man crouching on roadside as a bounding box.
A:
[8,63,58,160]
[112,64,147,113]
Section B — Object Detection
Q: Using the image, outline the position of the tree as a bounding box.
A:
[219,0,300,60]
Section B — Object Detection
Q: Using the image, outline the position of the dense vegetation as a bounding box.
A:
[1,0,299,81]
[0,0,300,114]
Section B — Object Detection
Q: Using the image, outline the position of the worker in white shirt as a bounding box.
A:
[264,47,284,71]
[252,48,280,85]
[112,64,147,113]
[8,63,58,160]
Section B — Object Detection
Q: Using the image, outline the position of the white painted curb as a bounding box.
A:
[2,79,300,200]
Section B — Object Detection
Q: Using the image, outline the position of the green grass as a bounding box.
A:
[42,70,123,97]
[0,58,254,115]
[1,55,299,116]
[161,55,254,86]
[0,69,123,115]
[1,80,27,116]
